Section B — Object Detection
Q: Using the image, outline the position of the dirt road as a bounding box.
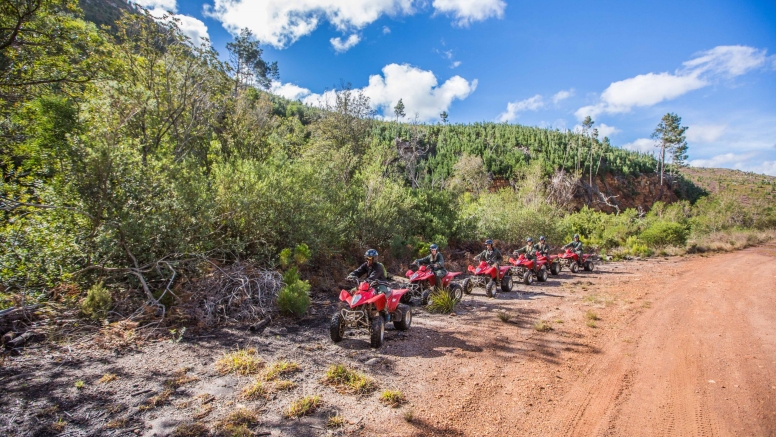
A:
[366,246,776,436]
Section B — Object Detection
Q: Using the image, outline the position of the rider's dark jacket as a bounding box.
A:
[350,262,387,282]
[535,242,550,256]
[514,244,538,259]
[475,248,502,264]
[563,240,583,253]
[414,252,444,269]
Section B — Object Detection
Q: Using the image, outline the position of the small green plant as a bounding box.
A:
[215,348,264,375]
[240,379,268,400]
[585,310,599,321]
[81,282,112,320]
[380,390,406,407]
[534,320,552,332]
[169,327,186,343]
[496,311,512,323]
[426,289,457,314]
[285,395,321,418]
[403,408,415,422]
[322,364,377,394]
[264,360,300,381]
[326,415,345,428]
[74,380,85,389]
[277,244,312,316]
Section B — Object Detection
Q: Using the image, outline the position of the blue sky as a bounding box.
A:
[135,0,776,175]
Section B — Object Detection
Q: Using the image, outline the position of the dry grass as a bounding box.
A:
[327,415,345,428]
[106,418,128,429]
[274,380,297,391]
[534,320,552,332]
[215,348,264,375]
[285,395,322,418]
[586,319,597,328]
[215,408,259,437]
[98,373,118,384]
[688,229,776,253]
[322,364,377,395]
[240,379,269,400]
[641,301,652,309]
[264,360,300,381]
[380,389,406,407]
[403,408,415,422]
[167,367,198,389]
[49,418,67,433]
[585,310,599,321]
[171,423,209,437]
[496,311,512,323]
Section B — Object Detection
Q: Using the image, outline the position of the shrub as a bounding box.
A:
[624,236,652,258]
[277,267,311,316]
[640,221,688,247]
[426,289,457,314]
[81,282,111,320]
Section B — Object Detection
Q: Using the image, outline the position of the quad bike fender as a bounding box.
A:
[405,269,414,278]
[441,272,462,287]
[498,266,512,278]
[339,290,353,303]
[364,293,387,311]
[386,289,407,312]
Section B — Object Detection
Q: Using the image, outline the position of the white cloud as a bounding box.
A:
[271,64,477,122]
[575,45,772,120]
[596,123,619,138]
[451,61,461,69]
[174,14,210,46]
[432,0,506,26]
[749,161,776,176]
[552,89,574,104]
[133,0,178,10]
[686,124,726,143]
[382,26,391,34]
[690,152,755,168]
[330,34,361,53]
[621,138,655,154]
[498,95,544,123]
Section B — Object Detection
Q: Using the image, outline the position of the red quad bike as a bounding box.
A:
[547,254,562,275]
[330,280,412,348]
[508,254,549,285]
[557,249,595,273]
[404,264,464,305]
[462,261,514,298]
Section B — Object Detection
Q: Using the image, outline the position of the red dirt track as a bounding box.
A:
[365,246,776,436]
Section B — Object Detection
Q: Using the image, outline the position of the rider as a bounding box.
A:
[413,244,447,288]
[348,249,389,294]
[513,237,539,265]
[474,239,502,268]
[535,236,550,257]
[563,234,584,259]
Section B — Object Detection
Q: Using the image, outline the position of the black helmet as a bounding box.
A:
[485,239,493,245]
[365,249,378,258]
[540,236,545,241]
[430,244,438,250]
[573,234,580,239]
[526,237,533,242]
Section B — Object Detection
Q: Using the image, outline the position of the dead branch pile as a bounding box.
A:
[184,262,283,326]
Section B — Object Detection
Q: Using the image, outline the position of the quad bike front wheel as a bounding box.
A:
[550,262,560,275]
[537,266,548,282]
[449,283,464,302]
[462,277,473,295]
[570,262,579,273]
[393,304,412,331]
[370,316,385,348]
[523,271,534,285]
[501,275,513,292]
[330,313,345,343]
[584,260,594,271]
[486,280,498,298]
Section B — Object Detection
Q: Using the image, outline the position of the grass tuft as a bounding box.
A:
[496,311,512,323]
[98,373,118,384]
[380,389,406,407]
[586,319,597,328]
[326,415,345,428]
[240,379,269,400]
[585,310,599,321]
[403,408,415,422]
[285,395,322,418]
[264,360,300,381]
[534,320,552,332]
[641,301,652,308]
[322,364,377,395]
[215,408,259,437]
[274,380,297,391]
[215,348,264,375]
[74,380,85,389]
[426,289,457,314]
[171,423,209,437]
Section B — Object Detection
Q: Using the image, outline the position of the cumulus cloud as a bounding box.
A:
[133,0,177,10]
[552,89,574,104]
[133,0,210,46]
[575,45,772,120]
[382,26,391,34]
[270,63,477,122]
[498,95,544,123]
[432,0,506,26]
[330,34,361,53]
[596,123,619,138]
[451,61,462,69]
[686,124,726,143]
[621,138,655,154]
[690,152,756,168]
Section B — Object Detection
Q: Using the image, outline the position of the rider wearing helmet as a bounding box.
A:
[348,249,389,294]
[413,244,447,288]
[474,239,502,268]
[535,236,550,257]
[513,237,539,263]
[563,234,584,259]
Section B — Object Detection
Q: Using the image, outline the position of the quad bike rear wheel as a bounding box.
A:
[370,315,385,348]
[523,270,534,285]
[537,266,548,282]
[486,280,498,298]
[570,262,579,273]
[330,313,345,343]
[501,275,513,292]
[449,283,464,302]
[393,304,412,331]
[584,260,594,271]
[421,289,432,306]
[462,277,473,295]
[550,262,560,275]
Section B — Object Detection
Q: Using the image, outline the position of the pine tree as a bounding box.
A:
[651,113,688,190]
[394,98,406,122]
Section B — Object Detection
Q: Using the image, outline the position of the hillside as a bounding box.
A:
[681,167,776,204]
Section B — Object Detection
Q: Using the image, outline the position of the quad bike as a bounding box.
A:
[508,254,549,285]
[547,254,562,275]
[462,261,514,298]
[404,264,463,305]
[330,280,411,348]
[557,249,595,273]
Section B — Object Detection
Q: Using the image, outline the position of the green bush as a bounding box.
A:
[640,221,688,247]
[624,236,652,258]
[81,282,112,320]
[277,267,310,316]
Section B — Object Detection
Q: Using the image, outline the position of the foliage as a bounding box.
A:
[640,221,688,247]
[215,349,264,375]
[277,267,311,316]
[426,289,458,314]
[379,389,406,407]
[285,395,321,418]
[81,281,111,320]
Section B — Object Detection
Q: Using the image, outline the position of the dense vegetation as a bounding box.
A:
[1,0,775,312]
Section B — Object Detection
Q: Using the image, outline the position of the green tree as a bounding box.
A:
[439,110,448,124]
[651,113,688,191]
[393,98,405,122]
[226,28,278,92]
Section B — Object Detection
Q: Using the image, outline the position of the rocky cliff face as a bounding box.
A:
[571,173,679,213]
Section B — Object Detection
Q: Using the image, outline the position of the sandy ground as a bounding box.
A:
[1,245,775,437]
